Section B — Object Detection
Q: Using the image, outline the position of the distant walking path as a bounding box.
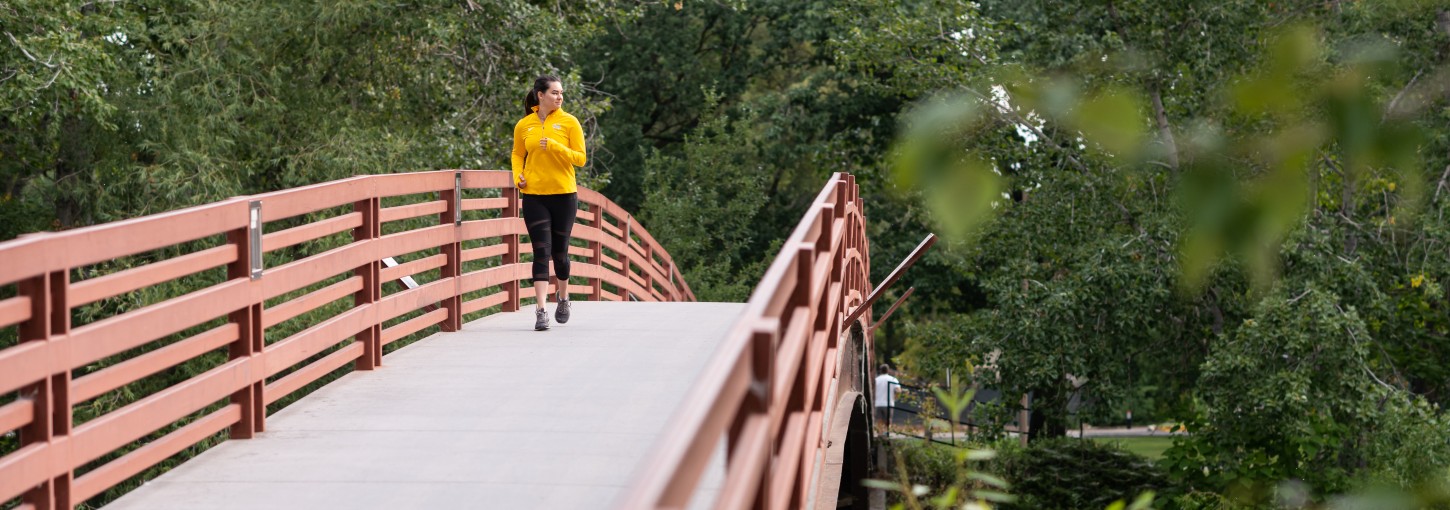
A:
[1068,425,1188,438]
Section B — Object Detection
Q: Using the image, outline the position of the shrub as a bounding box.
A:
[889,438,961,491]
[999,438,1168,510]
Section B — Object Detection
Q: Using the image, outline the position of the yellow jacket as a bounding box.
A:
[511,107,586,195]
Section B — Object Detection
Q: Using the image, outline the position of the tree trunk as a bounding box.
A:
[1026,387,1068,441]
[1150,87,1179,172]
[53,108,92,229]
[0,117,24,199]
[1340,165,1357,256]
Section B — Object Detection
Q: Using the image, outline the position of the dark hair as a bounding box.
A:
[878,364,890,373]
[524,75,561,115]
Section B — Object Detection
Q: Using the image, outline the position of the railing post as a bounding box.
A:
[19,269,72,510]
[821,212,840,337]
[16,275,49,510]
[51,270,72,509]
[795,244,814,317]
[727,327,775,509]
[227,201,266,439]
[642,243,654,301]
[503,188,521,312]
[668,261,677,302]
[1019,394,1031,446]
[849,175,867,289]
[352,197,382,370]
[768,245,815,509]
[589,204,603,301]
[439,175,463,331]
[621,216,633,300]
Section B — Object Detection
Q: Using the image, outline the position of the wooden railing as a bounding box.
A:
[618,172,873,509]
[0,170,692,510]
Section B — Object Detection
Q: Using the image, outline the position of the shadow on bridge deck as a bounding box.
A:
[107,301,742,510]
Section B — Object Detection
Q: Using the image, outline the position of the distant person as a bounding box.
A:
[512,75,587,331]
[874,364,901,429]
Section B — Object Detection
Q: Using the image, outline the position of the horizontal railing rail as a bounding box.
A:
[0,170,692,510]
[617,172,872,510]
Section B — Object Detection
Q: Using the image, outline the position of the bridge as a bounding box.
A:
[0,171,908,509]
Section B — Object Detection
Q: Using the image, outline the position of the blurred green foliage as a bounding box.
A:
[882,0,1450,503]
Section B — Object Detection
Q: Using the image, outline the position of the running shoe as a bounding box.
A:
[534,307,549,331]
[556,298,571,324]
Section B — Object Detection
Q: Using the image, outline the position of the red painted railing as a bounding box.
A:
[0,170,692,509]
[618,172,874,509]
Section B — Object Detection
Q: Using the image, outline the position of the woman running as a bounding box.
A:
[512,75,586,331]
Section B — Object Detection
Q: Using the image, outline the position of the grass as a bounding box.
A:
[1090,435,1176,460]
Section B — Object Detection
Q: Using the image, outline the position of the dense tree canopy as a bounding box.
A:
[1,0,615,239]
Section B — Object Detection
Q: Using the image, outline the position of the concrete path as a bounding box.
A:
[108,301,743,510]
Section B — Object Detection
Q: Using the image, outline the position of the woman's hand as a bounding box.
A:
[517,176,527,189]
[539,137,550,150]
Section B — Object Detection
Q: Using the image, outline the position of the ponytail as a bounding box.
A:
[524,75,561,115]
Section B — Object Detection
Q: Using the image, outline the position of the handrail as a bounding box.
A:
[616,172,873,510]
[0,170,692,509]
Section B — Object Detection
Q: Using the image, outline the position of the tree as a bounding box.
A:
[2,1,143,235]
[582,0,951,306]
[579,1,820,211]
[1,0,625,240]
[638,96,772,302]
[887,0,1450,463]
[1163,285,1450,495]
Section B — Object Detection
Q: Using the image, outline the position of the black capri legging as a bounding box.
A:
[521,193,577,283]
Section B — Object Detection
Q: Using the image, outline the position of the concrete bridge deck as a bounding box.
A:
[108,301,742,510]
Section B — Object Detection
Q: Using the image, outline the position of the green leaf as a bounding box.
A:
[933,382,975,421]
[1231,25,1323,118]
[929,487,959,509]
[964,449,998,461]
[1265,25,1322,79]
[892,94,982,186]
[923,153,1001,241]
[1128,491,1156,510]
[862,479,903,492]
[971,490,1018,503]
[1068,87,1148,159]
[965,471,1012,489]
